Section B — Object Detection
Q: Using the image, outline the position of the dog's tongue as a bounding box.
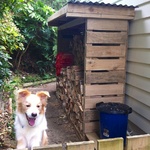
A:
[28,117,36,126]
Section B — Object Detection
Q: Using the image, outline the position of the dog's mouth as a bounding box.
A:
[25,114,36,126]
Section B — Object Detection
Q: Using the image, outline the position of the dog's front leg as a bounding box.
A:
[17,138,27,149]
[29,137,40,150]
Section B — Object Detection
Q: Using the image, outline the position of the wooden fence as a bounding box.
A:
[13,134,150,150]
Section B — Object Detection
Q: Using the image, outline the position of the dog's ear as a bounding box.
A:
[17,89,31,101]
[36,91,50,105]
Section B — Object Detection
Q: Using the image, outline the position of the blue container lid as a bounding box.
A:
[96,102,132,114]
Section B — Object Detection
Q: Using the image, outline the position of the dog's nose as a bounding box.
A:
[31,113,37,118]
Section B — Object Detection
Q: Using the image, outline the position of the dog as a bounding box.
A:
[14,89,50,150]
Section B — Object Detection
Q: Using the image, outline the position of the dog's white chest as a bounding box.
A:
[15,113,48,148]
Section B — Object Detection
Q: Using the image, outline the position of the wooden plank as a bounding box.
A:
[86,31,127,44]
[85,71,125,84]
[126,134,150,150]
[33,144,62,150]
[66,141,94,150]
[86,44,126,58]
[59,18,85,30]
[84,122,99,133]
[87,19,128,31]
[48,5,68,25]
[84,96,124,109]
[67,12,134,20]
[67,3,135,20]
[85,58,126,71]
[85,84,124,96]
[97,138,123,150]
[68,3,135,16]
[84,109,99,122]
[86,133,100,150]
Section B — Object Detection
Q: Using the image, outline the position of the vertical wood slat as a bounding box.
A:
[97,138,123,150]
[126,134,150,150]
[66,141,94,150]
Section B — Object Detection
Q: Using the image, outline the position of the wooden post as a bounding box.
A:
[126,134,150,150]
[66,141,94,150]
[33,144,62,150]
[97,138,123,150]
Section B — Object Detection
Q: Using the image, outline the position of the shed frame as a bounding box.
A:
[48,2,135,139]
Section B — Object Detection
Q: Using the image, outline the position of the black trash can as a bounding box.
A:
[96,102,132,144]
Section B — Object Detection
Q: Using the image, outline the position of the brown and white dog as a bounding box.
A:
[14,89,50,150]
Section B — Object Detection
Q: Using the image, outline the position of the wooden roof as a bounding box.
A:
[48,2,135,26]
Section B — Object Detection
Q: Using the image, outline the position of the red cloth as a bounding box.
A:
[55,52,74,76]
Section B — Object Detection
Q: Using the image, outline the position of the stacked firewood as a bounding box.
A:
[56,65,84,138]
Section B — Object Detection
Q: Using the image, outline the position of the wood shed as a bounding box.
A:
[48,1,135,140]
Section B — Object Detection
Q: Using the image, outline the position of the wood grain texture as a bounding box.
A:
[85,71,125,84]
[85,84,124,96]
[84,96,124,109]
[85,58,126,71]
[87,19,128,31]
[66,141,94,150]
[86,44,126,58]
[86,31,127,44]
[126,134,150,150]
[97,138,123,150]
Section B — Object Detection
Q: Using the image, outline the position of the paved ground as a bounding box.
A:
[27,82,80,144]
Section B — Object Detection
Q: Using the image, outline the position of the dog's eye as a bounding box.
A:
[26,104,30,107]
[37,105,40,108]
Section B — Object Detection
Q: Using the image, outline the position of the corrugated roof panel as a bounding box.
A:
[68,0,136,8]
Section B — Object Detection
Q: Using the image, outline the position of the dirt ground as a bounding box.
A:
[27,82,80,145]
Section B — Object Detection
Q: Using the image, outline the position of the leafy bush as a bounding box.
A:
[13,1,56,75]
[0,11,25,90]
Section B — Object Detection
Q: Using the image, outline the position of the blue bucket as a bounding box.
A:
[96,102,132,144]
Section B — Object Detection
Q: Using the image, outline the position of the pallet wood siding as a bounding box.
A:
[110,0,150,133]
[83,18,128,133]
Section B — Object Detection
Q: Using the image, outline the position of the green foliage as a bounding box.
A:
[13,0,56,74]
[0,12,25,53]
[41,0,68,10]
[0,50,12,87]
[0,0,32,18]
[0,11,25,90]
[2,75,22,102]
